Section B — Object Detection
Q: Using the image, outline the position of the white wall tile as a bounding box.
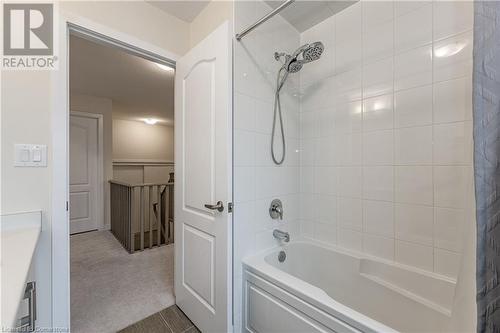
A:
[395,203,433,246]
[363,130,394,165]
[314,166,336,196]
[234,93,255,131]
[255,133,272,167]
[300,166,314,194]
[362,1,393,30]
[315,194,337,225]
[286,137,300,167]
[300,139,315,167]
[338,228,363,252]
[292,0,474,275]
[300,193,314,221]
[316,108,336,138]
[334,68,362,104]
[255,98,274,134]
[433,122,472,165]
[336,132,362,166]
[363,234,395,260]
[336,40,362,74]
[395,166,433,205]
[336,2,362,73]
[233,201,256,272]
[433,77,473,124]
[434,207,464,252]
[395,126,433,165]
[363,94,394,131]
[363,166,394,201]
[300,219,314,238]
[433,1,473,41]
[433,31,473,83]
[395,240,433,271]
[395,1,431,18]
[234,166,255,203]
[336,2,362,43]
[363,200,394,237]
[338,197,363,231]
[363,20,394,63]
[256,229,279,251]
[434,166,469,209]
[363,57,394,98]
[314,137,336,166]
[434,249,460,279]
[301,76,336,112]
[394,45,432,91]
[395,4,432,52]
[234,130,255,166]
[394,85,433,128]
[337,166,363,198]
[314,222,337,244]
[300,111,317,139]
[334,101,362,133]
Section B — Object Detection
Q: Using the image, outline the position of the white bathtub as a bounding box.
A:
[242,241,457,332]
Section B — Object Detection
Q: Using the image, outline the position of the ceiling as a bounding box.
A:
[146,0,356,32]
[70,35,174,125]
[147,1,210,22]
[265,1,356,32]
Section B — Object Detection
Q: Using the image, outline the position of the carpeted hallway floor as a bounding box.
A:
[70,230,175,333]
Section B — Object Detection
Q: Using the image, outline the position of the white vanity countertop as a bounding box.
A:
[0,211,42,330]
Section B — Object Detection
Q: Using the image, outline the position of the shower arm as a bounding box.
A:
[235,0,295,41]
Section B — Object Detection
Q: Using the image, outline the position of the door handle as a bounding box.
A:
[204,201,224,212]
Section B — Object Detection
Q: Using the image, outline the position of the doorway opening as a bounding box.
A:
[68,31,178,333]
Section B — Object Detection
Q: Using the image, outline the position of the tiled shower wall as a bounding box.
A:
[298,1,473,279]
[233,1,300,330]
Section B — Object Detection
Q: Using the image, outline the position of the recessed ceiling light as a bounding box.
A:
[156,63,174,72]
[144,118,158,125]
[434,42,466,58]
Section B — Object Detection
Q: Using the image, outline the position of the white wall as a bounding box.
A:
[298,0,474,280]
[1,2,189,329]
[233,1,300,330]
[112,118,174,162]
[112,118,174,184]
[190,0,233,49]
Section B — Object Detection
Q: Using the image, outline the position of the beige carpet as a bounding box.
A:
[71,230,175,333]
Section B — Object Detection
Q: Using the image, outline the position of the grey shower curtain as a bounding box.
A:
[475,2,500,332]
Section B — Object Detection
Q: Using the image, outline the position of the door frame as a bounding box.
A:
[52,12,179,329]
[69,111,104,232]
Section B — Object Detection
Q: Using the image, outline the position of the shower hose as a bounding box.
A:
[271,67,289,165]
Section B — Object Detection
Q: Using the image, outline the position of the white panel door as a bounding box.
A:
[174,21,232,333]
[69,114,99,234]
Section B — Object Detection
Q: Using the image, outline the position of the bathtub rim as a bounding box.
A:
[243,240,399,333]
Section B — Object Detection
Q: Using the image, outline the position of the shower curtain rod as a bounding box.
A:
[235,0,295,41]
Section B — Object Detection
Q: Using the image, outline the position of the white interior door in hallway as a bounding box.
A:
[70,113,100,234]
[174,21,232,333]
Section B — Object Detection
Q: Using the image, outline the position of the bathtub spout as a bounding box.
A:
[273,229,290,242]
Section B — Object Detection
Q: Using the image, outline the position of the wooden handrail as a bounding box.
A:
[109,180,174,188]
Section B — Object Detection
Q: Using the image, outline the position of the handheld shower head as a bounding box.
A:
[278,41,325,74]
[302,41,324,62]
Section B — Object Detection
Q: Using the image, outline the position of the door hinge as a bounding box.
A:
[228,202,233,213]
[66,201,69,211]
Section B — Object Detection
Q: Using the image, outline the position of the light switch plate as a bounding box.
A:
[14,144,47,167]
